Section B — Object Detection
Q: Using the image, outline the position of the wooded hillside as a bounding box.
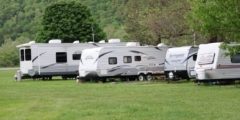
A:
[1,0,239,67]
[0,0,127,46]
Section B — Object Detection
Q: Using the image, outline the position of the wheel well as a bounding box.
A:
[147,73,152,75]
[138,73,145,76]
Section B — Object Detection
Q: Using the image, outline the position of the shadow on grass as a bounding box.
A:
[196,80,240,87]
[17,78,76,82]
[165,80,193,84]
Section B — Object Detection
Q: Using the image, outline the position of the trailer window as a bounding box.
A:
[135,56,141,61]
[231,53,240,63]
[123,56,132,63]
[72,54,81,60]
[109,57,117,65]
[20,49,24,61]
[25,49,31,61]
[198,53,215,65]
[56,52,67,63]
[193,54,197,61]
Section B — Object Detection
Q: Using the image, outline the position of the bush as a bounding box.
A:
[0,37,30,67]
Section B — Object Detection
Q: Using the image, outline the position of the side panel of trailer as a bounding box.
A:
[79,47,101,78]
[79,46,168,81]
[31,45,67,76]
[164,46,198,80]
[24,42,130,78]
[195,43,221,80]
[165,47,190,71]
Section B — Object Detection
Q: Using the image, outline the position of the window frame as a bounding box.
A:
[123,56,132,63]
[25,49,31,61]
[134,56,141,61]
[72,54,81,60]
[198,53,215,65]
[56,52,67,63]
[20,49,24,61]
[193,54,197,61]
[231,53,240,63]
[108,57,117,65]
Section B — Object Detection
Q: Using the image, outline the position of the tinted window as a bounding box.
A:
[25,49,31,61]
[135,56,141,61]
[20,49,24,61]
[72,54,81,60]
[123,56,132,63]
[56,52,67,63]
[231,53,240,63]
[193,54,197,61]
[109,57,117,65]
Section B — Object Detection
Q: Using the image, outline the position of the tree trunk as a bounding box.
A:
[219,36,225,42]
[208,35,218,43]
[156,35,161,45]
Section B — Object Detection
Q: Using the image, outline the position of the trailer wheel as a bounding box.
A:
[146,74,152,81]
[138,74,145,81]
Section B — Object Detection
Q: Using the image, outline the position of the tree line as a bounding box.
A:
[0,0,239,67]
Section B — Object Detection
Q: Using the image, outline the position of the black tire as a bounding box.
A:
[138,74,145,81]
[146,74,153,81]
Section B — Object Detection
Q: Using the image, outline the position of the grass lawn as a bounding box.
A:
[0,70,240,120]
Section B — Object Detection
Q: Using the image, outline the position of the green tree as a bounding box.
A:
[35,1,106,43]
[0,37,30,67]
[187,0,240,56]
[124,0,194,46]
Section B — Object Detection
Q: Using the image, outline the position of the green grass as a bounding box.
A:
[1,70,240,120]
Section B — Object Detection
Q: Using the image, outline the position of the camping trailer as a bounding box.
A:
[78,43,169,82]
[195,42,240,83]
[164,46,198,81]
[16,39,130,80]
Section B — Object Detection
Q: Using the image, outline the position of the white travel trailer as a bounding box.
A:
[164,46,198,81]
[78,43,169,82]
[16,39,129,80]
[195,42,240,83]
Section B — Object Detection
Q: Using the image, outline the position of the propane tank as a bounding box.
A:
[169,72,174,80]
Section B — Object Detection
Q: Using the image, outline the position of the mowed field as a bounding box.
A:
[0,70,240,120]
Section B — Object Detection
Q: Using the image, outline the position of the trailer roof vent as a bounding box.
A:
[108,39,121,43]
[28,41,35,44]
[99,40,105,43]
[157,43,167,47]
[73,40,79,43]
[49,39,62,43]
[126,42,140,46]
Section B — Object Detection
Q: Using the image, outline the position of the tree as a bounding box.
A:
[35,1,106,43]
[124,0,193,46]
[0,37,30,67]
[187,0,240,56]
